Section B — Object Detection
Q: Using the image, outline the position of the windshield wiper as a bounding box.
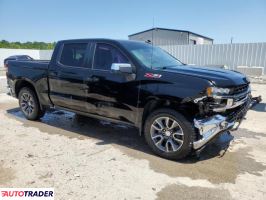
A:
[154,65,183,70]
[153,66,168,70]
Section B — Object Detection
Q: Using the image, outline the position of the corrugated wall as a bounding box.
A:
[160,43,266,71]
[1,43,266,73]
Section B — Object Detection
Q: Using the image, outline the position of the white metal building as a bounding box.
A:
[128,27,213,45]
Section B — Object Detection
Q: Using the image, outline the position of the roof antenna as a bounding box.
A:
[150,17,155,69]
[152,17,155,45]
[145,17,155,44]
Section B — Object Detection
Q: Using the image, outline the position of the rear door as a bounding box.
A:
[48,42,94,112]
[84,42,139,125]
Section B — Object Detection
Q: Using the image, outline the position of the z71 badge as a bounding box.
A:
[144,73,162,78]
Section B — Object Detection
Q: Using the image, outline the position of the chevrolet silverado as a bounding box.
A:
[6,39,252,160]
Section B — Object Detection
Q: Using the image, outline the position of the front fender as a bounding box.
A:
[136,77,211,133]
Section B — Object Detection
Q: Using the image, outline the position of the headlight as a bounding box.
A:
[245,76,250,83]
[206,87,230,97]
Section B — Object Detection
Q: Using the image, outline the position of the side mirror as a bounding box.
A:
[111,63,133,73]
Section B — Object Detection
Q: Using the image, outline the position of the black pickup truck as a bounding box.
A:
[6,39,252,160]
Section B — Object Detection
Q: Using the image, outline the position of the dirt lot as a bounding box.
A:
[0,81,266,200]
[0,76,7,94]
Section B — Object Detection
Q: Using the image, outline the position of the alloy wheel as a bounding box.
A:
[20,93,35,116]
[150,116,184,152]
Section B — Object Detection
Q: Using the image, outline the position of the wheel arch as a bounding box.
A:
[15,79,43,110]
[140,96,199,135]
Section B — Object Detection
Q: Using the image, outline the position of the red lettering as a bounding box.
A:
[1,191,8,197]
[18,191,24,197]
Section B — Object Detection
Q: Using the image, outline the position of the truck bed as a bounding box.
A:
[9,60,50,70]
[7,60,50,79]
[6,59,51,107]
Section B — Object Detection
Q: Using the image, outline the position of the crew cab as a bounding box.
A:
[6,39,252,160]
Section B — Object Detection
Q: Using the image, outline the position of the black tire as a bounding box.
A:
[18,87,46,120]
[144,108,196,160]
[38,108,46,118]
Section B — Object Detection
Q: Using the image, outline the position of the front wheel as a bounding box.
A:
[144,108,196,160]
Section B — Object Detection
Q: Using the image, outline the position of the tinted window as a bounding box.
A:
[60,43,87,67]
[93,43,129,70]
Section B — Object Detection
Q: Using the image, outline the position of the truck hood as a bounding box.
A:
[160,65,249,87]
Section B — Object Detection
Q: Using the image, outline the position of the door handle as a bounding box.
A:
[86,76,99,83]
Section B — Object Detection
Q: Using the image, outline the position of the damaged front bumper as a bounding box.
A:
[193,98,252,150]
[191,83,258,150]
[193,115,235,150]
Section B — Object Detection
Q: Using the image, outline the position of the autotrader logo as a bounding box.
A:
[0,188,54,199]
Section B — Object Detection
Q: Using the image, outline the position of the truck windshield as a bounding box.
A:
[121,41,183,69]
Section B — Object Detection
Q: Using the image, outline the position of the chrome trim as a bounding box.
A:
[212,86,250,100]
[213,95,250,112]
[111,63,133,73]
[193,115,235,150]
[193,96,207,103]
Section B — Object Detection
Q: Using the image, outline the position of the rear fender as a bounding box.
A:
[14,78,45,110]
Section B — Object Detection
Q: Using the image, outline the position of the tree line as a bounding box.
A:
[0,40,56,50]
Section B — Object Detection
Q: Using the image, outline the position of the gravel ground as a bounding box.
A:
[0,69,5,76]
[0,76,7,94]
[0,79,266,200]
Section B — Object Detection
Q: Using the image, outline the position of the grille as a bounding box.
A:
[227,97,251,122]
[230,84,249,95]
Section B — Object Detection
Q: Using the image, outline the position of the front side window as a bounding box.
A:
[60,43,87,67]
[93,43,129,70]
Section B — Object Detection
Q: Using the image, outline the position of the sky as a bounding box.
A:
[0,0,266,44]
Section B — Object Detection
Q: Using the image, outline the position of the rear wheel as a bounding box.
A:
[18,87,46,120]
[144,108,195,160]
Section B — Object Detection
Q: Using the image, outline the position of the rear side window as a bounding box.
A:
[60,43,87,67]
[93,43,129,70]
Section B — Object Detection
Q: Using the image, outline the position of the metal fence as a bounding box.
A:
[160,43,266,73]
[1,43,266,76]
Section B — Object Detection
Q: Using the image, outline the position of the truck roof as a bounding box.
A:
[57,38,146,46]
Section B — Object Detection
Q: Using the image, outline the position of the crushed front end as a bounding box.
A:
[192,83,252,150]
